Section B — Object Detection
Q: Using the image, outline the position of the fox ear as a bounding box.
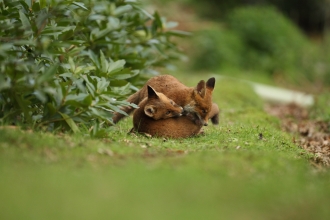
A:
[206,77,215,91]
[195,80,206,98]
[147,85,159,99]
[144,105,156,117]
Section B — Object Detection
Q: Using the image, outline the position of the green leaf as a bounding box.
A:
[35,8,49,32]
[53,83,65,108]
[96,78,110,93]
[58,112,80,133]
[81,75,96,97]
[32,1,41,12]
[114,5,132,16]
[107,103,128,116]
[37,64,58,84]
[46,103,57,116]
[33,90,47,103]
[107,60,126,75]
[68,57,75,73]
[165,21,178,29]
[152,11,163,34]
[0,74,11,91]
[39,0,46,9]
[65,93,92,107]
[19,10,32,34]
[72,2,89,11]
[110,72,139,80]
[100,50,109,73]
[85,50,100,69]
[90,24,117,41]
[132,5,154,20]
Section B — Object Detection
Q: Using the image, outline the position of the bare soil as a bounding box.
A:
[265,103,330,167]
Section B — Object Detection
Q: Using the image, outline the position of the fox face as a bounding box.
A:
[184,77,215,126]
[144,85,183,120]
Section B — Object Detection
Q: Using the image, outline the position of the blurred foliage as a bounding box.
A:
[191,29,244,71]
[311,92,330,121]
[0,0,188,135]
[191,6,330,87]
[227,6,310,73]
[192,7,310,73]
[189,0,326,34]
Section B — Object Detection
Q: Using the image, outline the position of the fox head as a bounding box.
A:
[184,77,215,126]
[144,85,184,120]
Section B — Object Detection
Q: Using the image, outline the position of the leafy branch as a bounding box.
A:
[0,0,188,136]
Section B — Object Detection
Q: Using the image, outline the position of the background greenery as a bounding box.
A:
[150,0,330,89]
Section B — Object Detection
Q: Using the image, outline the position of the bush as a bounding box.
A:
[191,28,244,71]
[227,6,311,74]
[0,0,187,135]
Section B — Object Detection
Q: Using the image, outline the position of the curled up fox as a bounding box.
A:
[112,75,219,126]
[132,85,215,138]
[112,75,219,138]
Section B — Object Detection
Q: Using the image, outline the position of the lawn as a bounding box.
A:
[1,72,330,220]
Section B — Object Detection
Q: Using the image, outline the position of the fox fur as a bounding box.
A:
[132,86,220,139]
[113,75,218,126]
[136,85,183,121]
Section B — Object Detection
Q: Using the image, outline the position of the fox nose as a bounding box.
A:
[204,122,208,126]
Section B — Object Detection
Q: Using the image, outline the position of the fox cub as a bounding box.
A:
[134,85,183,122]
[113,75,218,126]
[133,86,216,138]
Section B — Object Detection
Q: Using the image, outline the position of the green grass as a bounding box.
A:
[1,73,330,220]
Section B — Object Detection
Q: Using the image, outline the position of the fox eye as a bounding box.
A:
[166,110,171,115]
[202,109,207,114]
[170,101,174,105]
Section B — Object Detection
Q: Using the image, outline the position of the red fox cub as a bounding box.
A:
[113,75,218,126]
[135,85,183,121]
[132,88,200,138]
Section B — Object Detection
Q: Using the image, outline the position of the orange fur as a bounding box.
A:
[113,75,217,126]
[138,85,183,120]
[133,91,202,138]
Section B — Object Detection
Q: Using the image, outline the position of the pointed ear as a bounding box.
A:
[195,80,206,98]
[206,77,215,91]
[147,85,159,99]
[144,105,156,117]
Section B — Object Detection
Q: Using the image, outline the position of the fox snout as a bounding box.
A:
[196,113,208,126]
[195,118,208,126]
[189,112,208,126]
[183,104,208,126]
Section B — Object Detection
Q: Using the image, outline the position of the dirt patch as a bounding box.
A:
[265,103,330,167]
